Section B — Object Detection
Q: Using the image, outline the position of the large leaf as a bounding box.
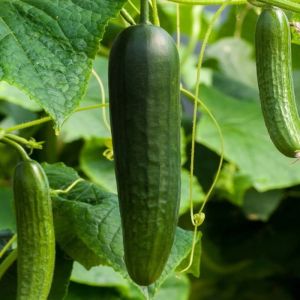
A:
[60,57,111,143]
[0,82,40,111]
[206,38,257,88]
[71,263,191,300]
[71,263,143,299]
[197,85,300,191]
[152,274,190,300]
[43,163,199,296]
[0,0,126,129]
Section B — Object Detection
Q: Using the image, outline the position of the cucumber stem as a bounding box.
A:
[152,0,160,26]
[120,8,136,25]
[1,137,30,161]
[140,0,149,24]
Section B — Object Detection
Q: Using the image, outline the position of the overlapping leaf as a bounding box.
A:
[43,163,200,296]
[0,0,126,129]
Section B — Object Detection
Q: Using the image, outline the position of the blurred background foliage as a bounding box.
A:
[1,0,300,299]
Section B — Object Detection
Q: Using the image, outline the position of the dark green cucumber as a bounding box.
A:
[109,24,181,285]
[13,160,55,299]
[256,6,300,158]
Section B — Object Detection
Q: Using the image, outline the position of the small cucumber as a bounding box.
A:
[255,6,300,158]
[13,159,55,300]
[109,24,181,285]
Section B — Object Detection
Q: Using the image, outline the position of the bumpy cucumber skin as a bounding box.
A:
[109,24,181,285]
[256,7,300,158]
[13,160,55,300]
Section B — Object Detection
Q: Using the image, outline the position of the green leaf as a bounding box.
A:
[216,162,252,206]
[0,186,15,232]
[0,101,37,127]
[0,143,19,181]
[242,189,284,222]
[212,72,259,102]
[206,38,257,88]
[197,85,300,191]
[80,138,117,193]
[291,13,300,47]
[153,274,190,300]
[176,232,202,278]
[0,0,126,129]
[179,169,204,215]
[217,5,257,44]
[43,162,197,293]
[0,82,40,111]
[71,263,129,288]
[60,57,111,143]
[291,22,300,45]
[71,264,191,300]
[71,263,143,299]
[181,52,212,90]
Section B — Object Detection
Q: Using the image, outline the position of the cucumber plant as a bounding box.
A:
[13,158,55,300]
[108,0,181,285]
[256,6,300,158]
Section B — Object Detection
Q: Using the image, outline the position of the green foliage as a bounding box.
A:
[197,85,300,191]
[1,1,300,299]
[0,0,126,129]
[0,187,15,231]
[44,162,199,297]
[60,57,110,142]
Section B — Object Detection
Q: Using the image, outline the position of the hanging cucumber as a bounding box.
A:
[13,159,55,299]
[255,6,300,158]
[108,0,181,286]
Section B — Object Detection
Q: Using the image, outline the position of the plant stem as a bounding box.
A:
[140,0,149,24]
[176,4,181,48]
[4,134,43,149]
[0,235,17,259]
[92,69,111,133]
[1,137,30,161]
[152,0,160,26]
[181,87,224,214]
[98,45,110,57]
[5,104,107,133]
[120,8,136,25]
[51,178,84,195]
[6,116,52,133]
[0,248,17,281]
[181,6,202,65]
[129,0,140,14]
[188,1,229,225]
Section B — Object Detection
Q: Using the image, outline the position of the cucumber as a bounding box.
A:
[109,24,181,285]
[13,159,55,299]
[255,6,300,158]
